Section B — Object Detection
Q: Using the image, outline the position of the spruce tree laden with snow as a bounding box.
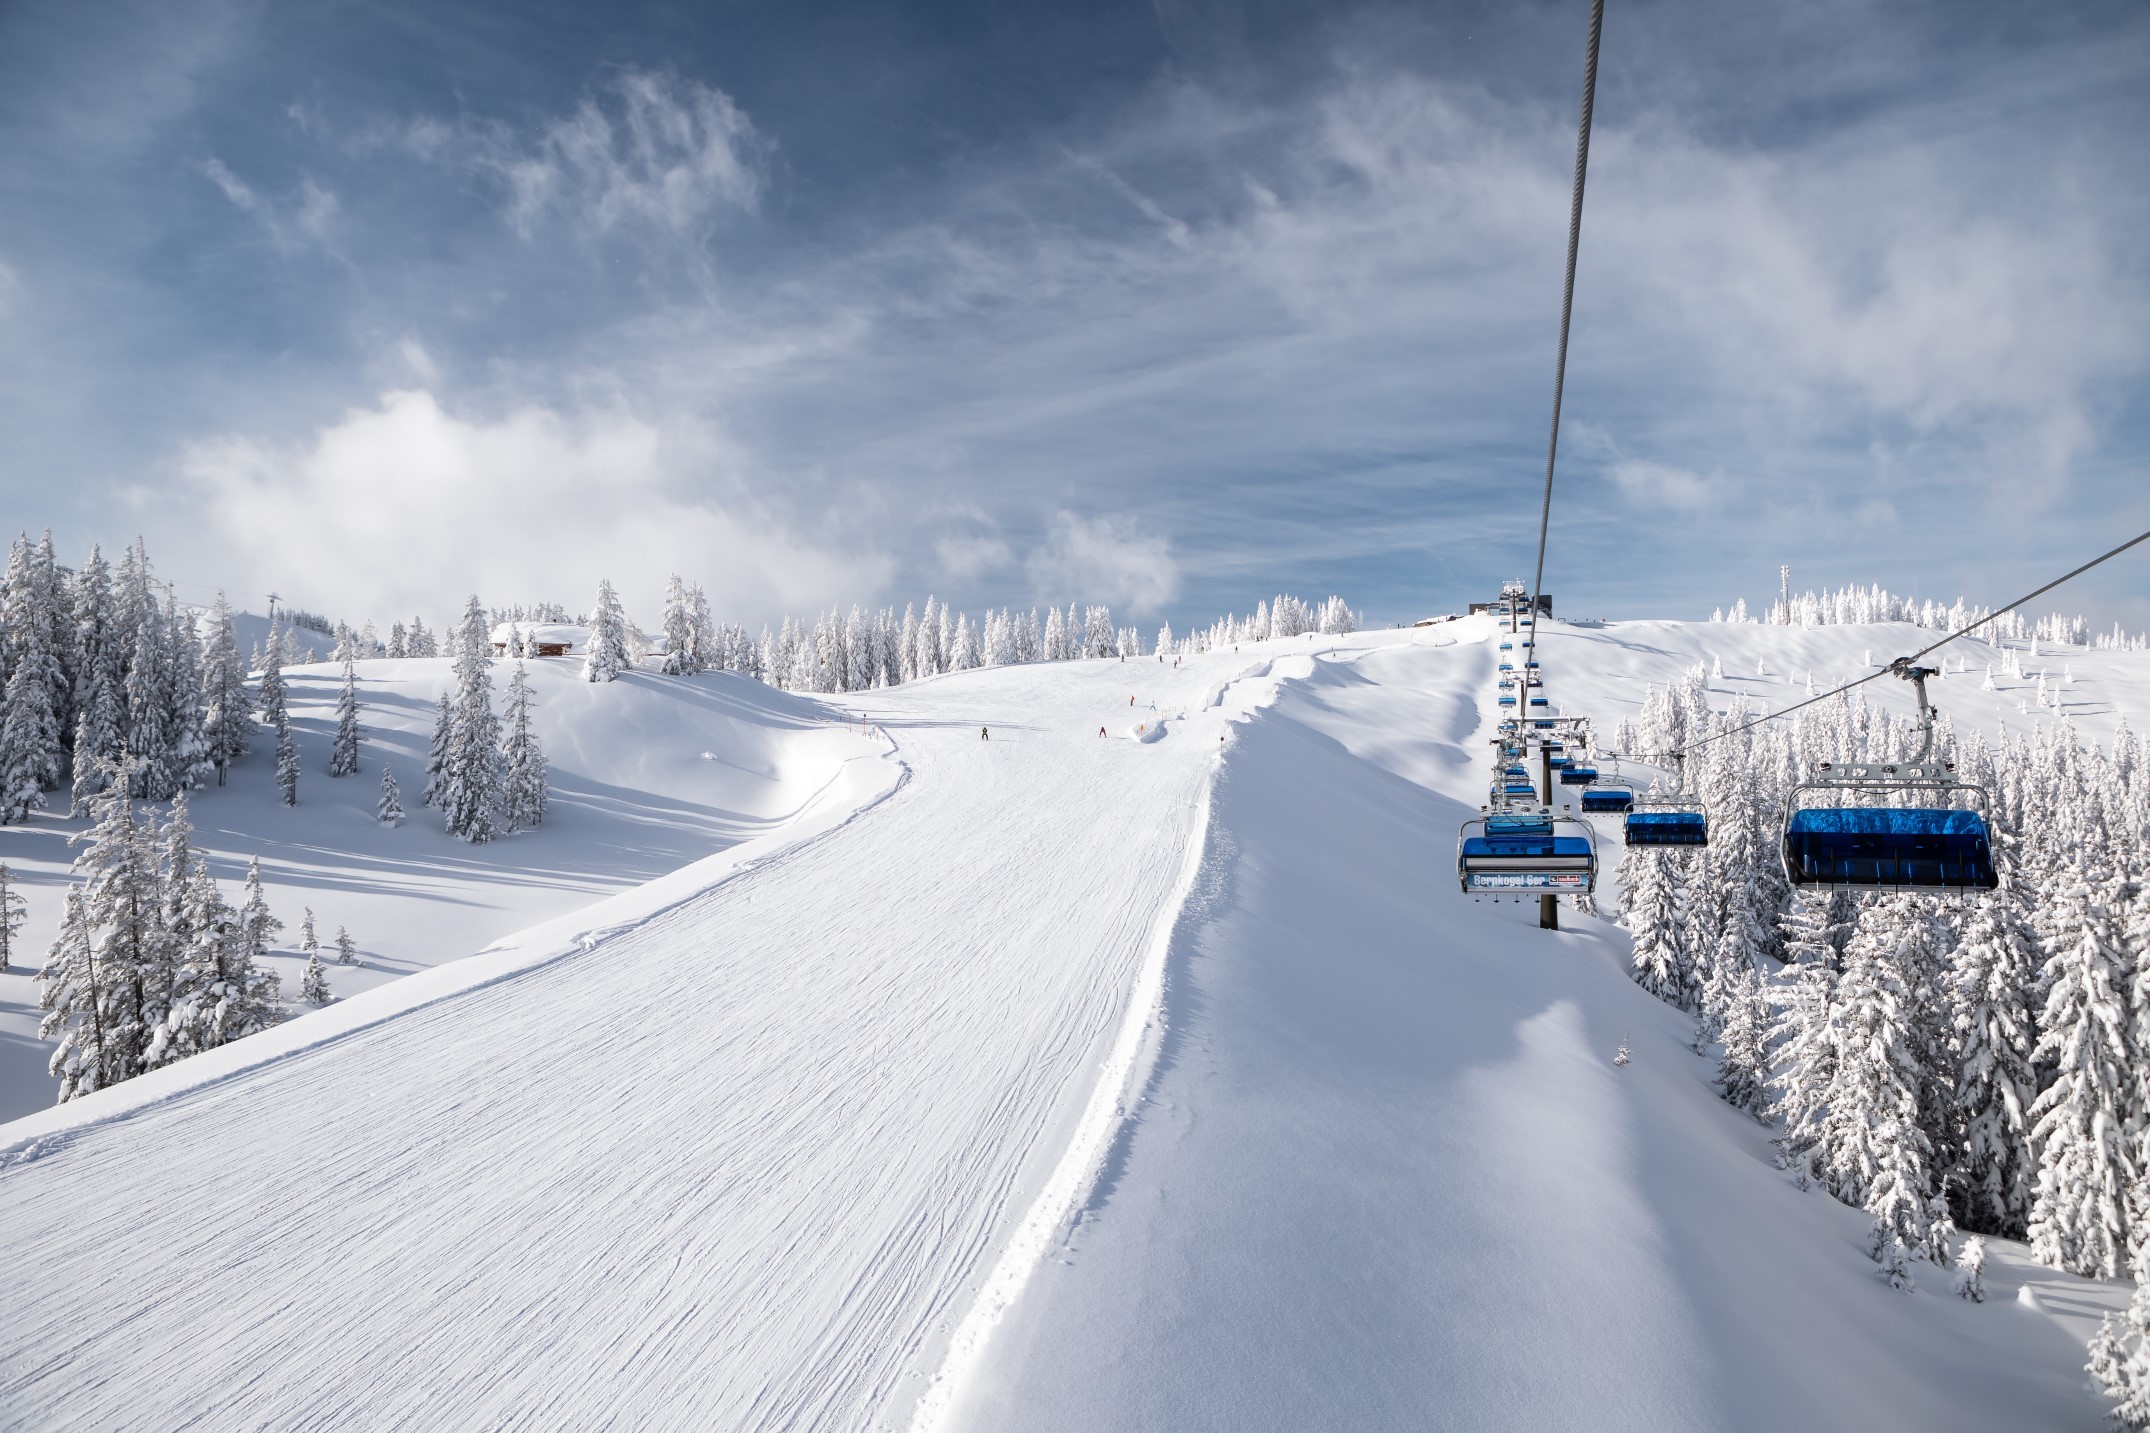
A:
[2091,1262,2150,1430]
[2026,867,2135,1279]
[582,579,631,683]
[1623,848,1689,1006]
[1950,885,2041,1237]
[301,948,330,1006]
[334,925,358,966]
[0,860,24,970]
[500,662,548,833]
[441,597,504,843]
[328,656,361,777]
[423,691,452,808]
[660,575,699,675]
[378,765,405,827]
[200,593,251,785]
[299,907,318,964]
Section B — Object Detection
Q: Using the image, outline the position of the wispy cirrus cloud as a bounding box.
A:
[391,69,768,243]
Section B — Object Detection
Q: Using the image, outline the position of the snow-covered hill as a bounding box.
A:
[0,612,2142,1430]
[0,651,872,1123]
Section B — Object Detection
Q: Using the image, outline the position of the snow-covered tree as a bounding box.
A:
[378,765,405,827]
[298,906,318,964]
[441,597,503,842]
[38,764,172,1096]
[328,657,361,776]
[334,925,358,966]
[1953,1235,1987,1303]
[0,535,67,821]
[200,594,251,785]
[1624,848,1690,1006]
[1951,886,2041,1237]
[500,662,548,833]
[1817,897,1953,1268]
[0,860,23,970]
[2091,1263,2150,1430]
[660,575,699,675]
[422,691,452,809]
[274,706,299,806]
[582,579,631,683]
[300,949,330,1006]
[2027,868,2135,1279]
[36,887,110,1100]
[1714,957,1772,1119]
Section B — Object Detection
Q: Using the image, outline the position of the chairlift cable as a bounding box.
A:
[1522,0,1605,670]
[1636,524,2150,765]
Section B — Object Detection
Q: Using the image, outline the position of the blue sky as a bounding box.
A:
[2,0,2145,632]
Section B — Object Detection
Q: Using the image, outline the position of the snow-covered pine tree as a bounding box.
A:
[2090,1260,2150,1430]
[36,887,112,1100]
[301,948,330,1005]
[67,545,123,806]
[1816,896,1954,1267]
[0,535,67,821]
[200,593,250,785]
[161,591,212,792]
[582,579,631,683]
[499,662,547,833]
[42,764,173,1093]
[2026,866,2135,1279]
[274,699,299,806]
[660,575,698,675]
[1623,847,1689,1007]
[1950,885,2041,1237]
[1953,1235,1987,1302]
[441,597,503,843]
[334,925,358,965]
[378,765,405,827]
[328,656,361,776]
[1714,957,1772,1120]
[298,906,318,964]
[690,583,715,673]
[422,691,452,808]
[0,860,22,970]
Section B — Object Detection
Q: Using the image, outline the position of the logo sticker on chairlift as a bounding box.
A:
[1470,873,1586,890]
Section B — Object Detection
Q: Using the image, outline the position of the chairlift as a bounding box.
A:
[1781,662,1999,891]
[1498,694,1517,707]
[1559,764,1599,786]
[1528,696,1551,709]
[1626,801,1709,846]
[1581,786,1633,814]
[1458,808,1597,895]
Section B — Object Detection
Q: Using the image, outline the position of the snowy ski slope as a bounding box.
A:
[2,613,2144,1430]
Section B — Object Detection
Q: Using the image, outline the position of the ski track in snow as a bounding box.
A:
[0,652,1279,1432]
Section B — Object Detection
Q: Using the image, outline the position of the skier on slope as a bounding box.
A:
[981,726,990,741]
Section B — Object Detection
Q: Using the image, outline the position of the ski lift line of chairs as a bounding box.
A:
[1457,808,1599,896]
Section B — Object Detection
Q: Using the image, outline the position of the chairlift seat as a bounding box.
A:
[1558,765,1598,786]
[1626,809,1708,846]
[1529,697,1550,708]
[1581,787,1633,813]
[1782,807,1998,890]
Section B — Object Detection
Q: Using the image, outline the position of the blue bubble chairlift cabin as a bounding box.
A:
[1581,785,1634,813]
[1558,762,1598,786]
[1458,808,1598,896]
[1529,695,1550,709]
[1499,694,1517,707]
[1626,797,1708,846]
[1781,662,1999,891]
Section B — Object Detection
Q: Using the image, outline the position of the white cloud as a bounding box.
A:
[173,389,885,626]
[200,156,340,254]
[935,533,1012,582]
[1024,513,1178,614]
[396,69,767,243]
[1608,459,1718,510]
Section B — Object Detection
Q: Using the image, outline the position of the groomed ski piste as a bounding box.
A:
[2,612,2143,1430]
